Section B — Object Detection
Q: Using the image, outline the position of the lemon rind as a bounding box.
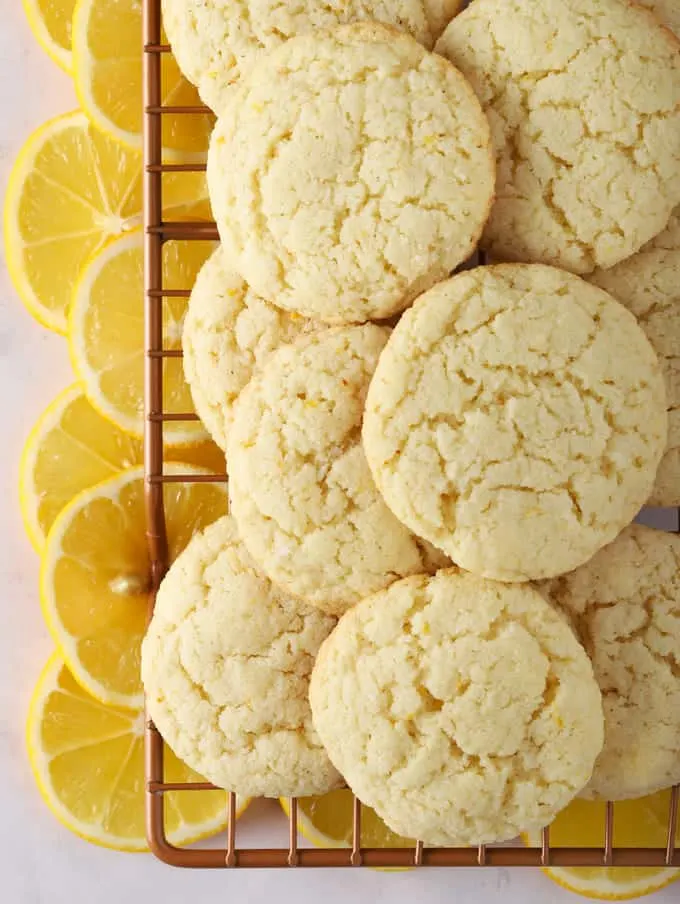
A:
[27,652,232,851]
[22,0,73,74]
[39,463,223,710]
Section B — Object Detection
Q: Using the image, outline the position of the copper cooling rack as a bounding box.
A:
[141,0,679,868]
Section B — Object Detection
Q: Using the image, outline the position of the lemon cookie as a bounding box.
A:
[207,23,494,323]
[589,211,680,506]
[363,264,667,582]
[309,569,604,846]
[161,0,464,112]
[545,524,680,800]
[436,0,680,274]
[183,247,318,451]
[637,0,680,36]
[141,516,341,797]
[226,325,449,616]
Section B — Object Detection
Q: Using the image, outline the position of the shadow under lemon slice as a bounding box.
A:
[525,793,680,900]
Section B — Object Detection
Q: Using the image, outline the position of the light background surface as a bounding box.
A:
[0,4,677,901]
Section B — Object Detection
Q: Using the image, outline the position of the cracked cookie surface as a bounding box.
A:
[544,524,680,800]
[207,23,494,323]
[589,210,680,505]
[436,0,680,273]
[183,247,318,451]
[162,0,464,112]
[141,516,341,797]
[362,264,667,582]
[227,324,449,616]
[309,569,604,846]
[637,0,680,37]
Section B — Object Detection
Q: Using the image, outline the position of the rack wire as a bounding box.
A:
[142,0,680,869]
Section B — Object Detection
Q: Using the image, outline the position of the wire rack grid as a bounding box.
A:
[141,0,680,869]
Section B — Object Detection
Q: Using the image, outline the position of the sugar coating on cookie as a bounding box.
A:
[183,247,318,450]
[545,524,680,800]
[363,264,667,582]
[310,569,604,846]
[589,210,680,505]
[141,516,341,797]
[436,0,680,273]
[207,23,495,323]
[227,325,449,615]
[161,0,463,112]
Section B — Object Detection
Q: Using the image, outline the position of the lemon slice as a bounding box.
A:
[281,790,414,849]
[19,384,225,552]
[27,652,247,851]
[72,0,213,156]
[22,0,75,72]
[3,111,207,333]
[526,794,680,900]
[69,230,215,443]
[40,464,227,709]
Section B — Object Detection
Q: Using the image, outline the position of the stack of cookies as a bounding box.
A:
[142,0,680,847]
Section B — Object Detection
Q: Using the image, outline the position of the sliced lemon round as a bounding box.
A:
[170,436,225,473]
[19,384,225,552]
[40,464,227,709]
[526,793,680,900]
[3,111,207,333]
[280,790,414,850]
[22,0,75,72]
[72,0,213,156]
[27,652,247,851]
[69,230,215,443]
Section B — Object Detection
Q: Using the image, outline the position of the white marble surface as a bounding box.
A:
[0,5,677,902]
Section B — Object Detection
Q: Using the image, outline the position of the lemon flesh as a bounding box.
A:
[27,653,237,851]
[22,0,76,72]
[69,230,215,443]
[40,464,227,708]
[3,111,207,333]
[527,794,680,900]
[72,0,214,155]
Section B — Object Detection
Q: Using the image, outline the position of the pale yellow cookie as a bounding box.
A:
[436,0,680,273]
[161,0,464,112]
[363,264,667,582]
[226,325,449,616]
[637,0,680,37]
[207,23,495,323]
[588,210,680,506]
[183,247,318,451]
[141,516,341,797]
[310,569,604,846]
[545,524,680,800]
